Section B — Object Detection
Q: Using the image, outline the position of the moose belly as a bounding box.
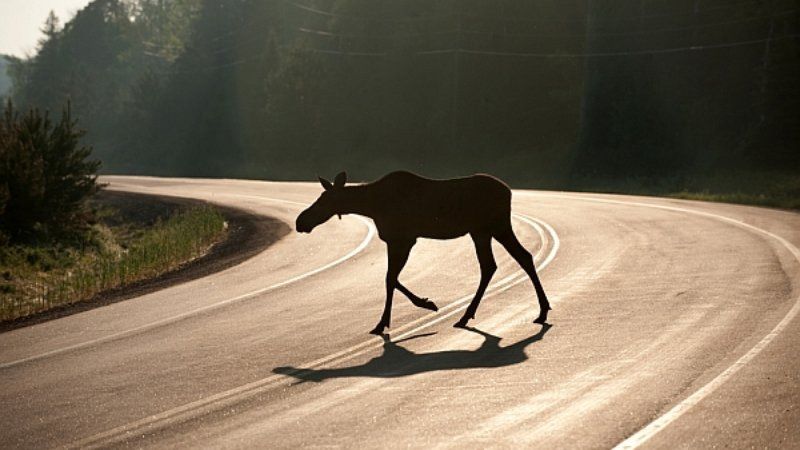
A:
[419,227,469,240]
[411,214,475,240]
[377,189,502,241]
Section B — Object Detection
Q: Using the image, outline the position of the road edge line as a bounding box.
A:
[0,197,376,370]
[523,192,800,449]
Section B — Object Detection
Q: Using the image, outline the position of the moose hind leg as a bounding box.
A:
[396,282,438,312]
[495,226,551,324]
[371,240,414,335]
[455,233,497,328]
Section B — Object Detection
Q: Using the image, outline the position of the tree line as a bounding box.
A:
[7,0,799,187]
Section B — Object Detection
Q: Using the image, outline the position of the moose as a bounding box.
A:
[296,171,550,335]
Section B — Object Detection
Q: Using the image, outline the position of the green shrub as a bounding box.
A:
[0,100,100,243]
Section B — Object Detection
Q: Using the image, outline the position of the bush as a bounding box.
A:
[0,100,100,242]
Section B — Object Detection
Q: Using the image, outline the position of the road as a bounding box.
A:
[1,176,798,449]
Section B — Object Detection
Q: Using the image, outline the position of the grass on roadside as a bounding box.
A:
[666,191,799,210]
[0,205,226,321]
[569,171,800,211]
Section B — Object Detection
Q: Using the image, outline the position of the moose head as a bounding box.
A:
[296,172,348,233]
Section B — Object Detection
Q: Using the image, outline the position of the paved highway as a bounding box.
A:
[1,176,798,449]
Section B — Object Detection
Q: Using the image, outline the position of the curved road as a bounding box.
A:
[1,176,798,449]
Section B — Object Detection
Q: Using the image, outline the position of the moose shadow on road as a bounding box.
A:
[273,324,551,383]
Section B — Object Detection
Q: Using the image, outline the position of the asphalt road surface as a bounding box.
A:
[1,176,798,449]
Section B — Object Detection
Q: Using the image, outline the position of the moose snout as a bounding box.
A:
[296,218,312,233]
[296,211,314,233]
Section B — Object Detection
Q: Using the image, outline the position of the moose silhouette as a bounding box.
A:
[296,171,550,335]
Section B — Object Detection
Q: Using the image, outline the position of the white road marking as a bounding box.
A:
[0,196,376,370]
[68,213,560,449]
[444,310,710,449]
[521,192,800,449]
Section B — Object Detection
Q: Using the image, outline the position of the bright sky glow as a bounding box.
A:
[0,0,93,57]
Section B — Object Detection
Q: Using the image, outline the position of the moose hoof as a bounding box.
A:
[453,318,470,329]
[421,298,439,312]
[369,324,387,335]
[533,314,549,324]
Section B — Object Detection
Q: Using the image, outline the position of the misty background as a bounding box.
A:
[1,0,798,196]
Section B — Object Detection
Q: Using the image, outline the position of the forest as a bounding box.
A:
[5,0,799,197]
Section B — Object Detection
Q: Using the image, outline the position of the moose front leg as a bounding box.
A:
[396,282,438,312]
[370,239,415,335]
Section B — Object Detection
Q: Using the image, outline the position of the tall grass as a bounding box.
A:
[0,206,226,321]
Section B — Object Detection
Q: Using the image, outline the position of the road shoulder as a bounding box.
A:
[0,191,291,333]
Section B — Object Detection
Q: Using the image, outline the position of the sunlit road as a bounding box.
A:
[1,176,799,449]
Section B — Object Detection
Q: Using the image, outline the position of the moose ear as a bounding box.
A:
[318,176,334,191]
[333,171,347,188]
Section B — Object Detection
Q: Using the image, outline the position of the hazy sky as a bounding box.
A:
[0,0,92,57]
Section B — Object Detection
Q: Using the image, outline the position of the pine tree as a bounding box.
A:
[0,100,100,242]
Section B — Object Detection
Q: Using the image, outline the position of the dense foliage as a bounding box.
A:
[0,100,100,242]
[7,0,799,189]
[0,56,11,99]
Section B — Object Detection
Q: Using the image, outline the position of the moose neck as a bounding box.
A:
[337,184,378,218]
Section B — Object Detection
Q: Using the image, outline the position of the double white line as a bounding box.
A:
[69,212,560,449]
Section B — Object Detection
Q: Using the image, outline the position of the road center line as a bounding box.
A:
[69,212,560,449]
